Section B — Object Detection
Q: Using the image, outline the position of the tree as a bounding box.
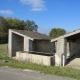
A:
[49,28,66,38]
[6,18,38,31]
[0,16,38,43]
[6,18,25,30]
[0,16,10,43]
[24,20,38,31]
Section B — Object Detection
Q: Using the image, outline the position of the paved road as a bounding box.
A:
[0,66,76,80]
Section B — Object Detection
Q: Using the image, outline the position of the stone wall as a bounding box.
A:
[12,33,24,56]
[33,40,54,53]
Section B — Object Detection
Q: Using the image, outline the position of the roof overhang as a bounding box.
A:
[51,29,80,42]
[9,29,34,41]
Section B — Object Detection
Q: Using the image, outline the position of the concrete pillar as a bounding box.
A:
[29,40,33,51]
[66,42,70,58]
[55,38,66,66]
[24,36,29,51]
[8,30,12,57]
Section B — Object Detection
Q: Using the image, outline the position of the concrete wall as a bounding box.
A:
[16,52,55,66]
[55,38,66,66]
[12,33,24,56]
[54,38,80,66]
[8,30,52,57]
[24,36,30,51]
[33,40,54,53]
[8,30,12,57]
[8,29,34,57]
[52,41,58,54]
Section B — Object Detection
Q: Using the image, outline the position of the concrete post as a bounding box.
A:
[8,30,12,57]
[55,38,66,66]
[66,42,70,58]
[24,36,29,51]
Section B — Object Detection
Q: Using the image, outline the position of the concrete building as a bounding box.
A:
[8,29,53,58]
[51,29,80,66]
[8,29,80,67]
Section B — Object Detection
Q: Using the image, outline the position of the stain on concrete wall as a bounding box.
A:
[12,33,24,56]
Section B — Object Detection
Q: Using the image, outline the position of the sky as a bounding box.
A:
[0,0,80,35]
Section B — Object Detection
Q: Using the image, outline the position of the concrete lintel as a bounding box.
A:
[24,35,34,41]
[9,29,34,41]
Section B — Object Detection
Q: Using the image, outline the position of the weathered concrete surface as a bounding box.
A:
[66,53,80,69]
[8,30,31,57]
[66,38,80,68]
[33,40,53,53]
[8,30,25,57]
[24,36,29,51]
[0,66,76,80]
[52,37,80,67]
[66,58,80,69]
[55,38,66,66]
[51,29,80,66]
[16,52,55,66]
[8,30,12,57]
[8,29,52,58]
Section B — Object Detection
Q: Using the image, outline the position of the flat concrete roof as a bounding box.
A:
[51,29,80,42]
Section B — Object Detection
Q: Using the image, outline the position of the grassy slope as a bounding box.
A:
[0,44,7,58]
[0,44,80,80]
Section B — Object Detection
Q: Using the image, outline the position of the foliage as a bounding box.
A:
[6,18,25,30]
[0,16,38,43]
[6,18,38,31]
[25,20,38,31]
[0,44,80,80]
[0,16,9,43]
[49,28,66,38]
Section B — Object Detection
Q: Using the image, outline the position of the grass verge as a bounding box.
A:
[0,44,80,80]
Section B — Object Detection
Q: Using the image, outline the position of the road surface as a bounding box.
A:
[0,66,76,80]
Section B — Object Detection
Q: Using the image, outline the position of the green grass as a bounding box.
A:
[0,44,80,80]
[0,44,8,58]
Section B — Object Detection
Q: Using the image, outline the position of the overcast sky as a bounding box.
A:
[0,0,80,35]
